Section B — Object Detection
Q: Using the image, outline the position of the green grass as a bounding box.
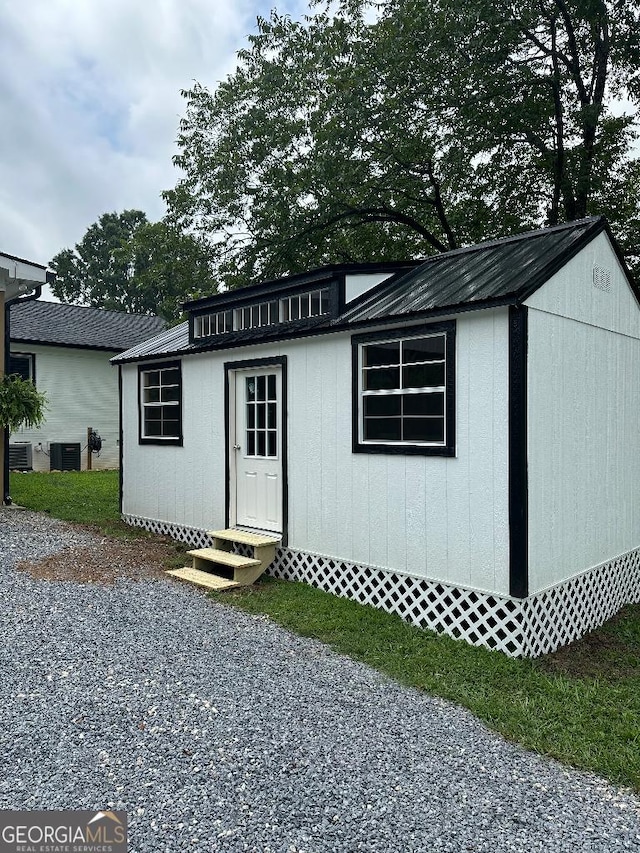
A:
[9,470,134,537]
[9,470,640,792]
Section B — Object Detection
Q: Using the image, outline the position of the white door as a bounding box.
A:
[233,367,283,533]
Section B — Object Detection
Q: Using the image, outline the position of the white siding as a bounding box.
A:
[10,344,121,470]
[344,273,394,303]
[121,308,512,594]
[525,234,640,592]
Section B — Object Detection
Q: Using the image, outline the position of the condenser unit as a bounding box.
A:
[49,442,81,472]
[9,443,33,470]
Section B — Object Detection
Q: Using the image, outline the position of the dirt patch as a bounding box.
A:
[537,606,640,681]
[16,532,185,585]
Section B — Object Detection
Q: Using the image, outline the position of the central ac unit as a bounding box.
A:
[9,443,33,470]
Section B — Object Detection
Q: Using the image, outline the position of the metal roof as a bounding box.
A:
[113,217,627,364]
[339,217,610,324]
[9,300,166,351]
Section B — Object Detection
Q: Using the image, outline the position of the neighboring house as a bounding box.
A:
[9,301,165,471]
[112,218,640,657]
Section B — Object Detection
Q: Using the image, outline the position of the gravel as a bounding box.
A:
[1,508,639,853]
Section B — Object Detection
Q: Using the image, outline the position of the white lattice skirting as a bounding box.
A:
[123,514,640,658]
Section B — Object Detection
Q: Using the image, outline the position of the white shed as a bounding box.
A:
[113,218,640,657]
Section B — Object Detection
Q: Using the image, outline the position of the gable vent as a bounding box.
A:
[593,265,611,293]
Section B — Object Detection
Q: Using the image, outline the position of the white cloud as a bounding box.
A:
[0,0,310,278]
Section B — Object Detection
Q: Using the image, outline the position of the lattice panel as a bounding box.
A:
[122,515,213,549]
[268,548,525,656]
[122,514,640,658]
[523,548,640,657]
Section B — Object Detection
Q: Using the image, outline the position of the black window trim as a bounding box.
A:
[9,351,36,384]
[138,359,183,446]
[352,321,456,456]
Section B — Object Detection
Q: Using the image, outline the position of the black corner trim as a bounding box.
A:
[118,365,123,513]
[223,356,288,546]
[509,305,528,598]
[351,321,456,457]
[137,359,183,446]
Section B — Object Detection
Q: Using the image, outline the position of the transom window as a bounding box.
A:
[193,287,331,339]
[139,361,182,445]
[353,324,455,455]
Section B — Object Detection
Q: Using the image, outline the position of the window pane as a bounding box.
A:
[257,432,266,457]
[247,431,255,455]
[403,392,444,416]
[291,298,300,321]
[267,431,277,457]
[403,363,445,389]
[251,305,260,327]
[363,342,400,367]
[311,290,320,316]
[162,415,181,437]
[281,299,290,322]
[246,405,255,429]
[161,386,180,403]
[144,387,161,403]
[145,418,162,436]
[260,303,269,325]
[267,374,276,400]
[256,375,266,401]
[403,336,445,363]
[300,293,310,318]
[144,371,159,387]
[403,417,444,443]
[225,311,233,331]
[257,403,266,429]
[145,408,162,423]
[246,377,256,402]
[267,402,276,428]
[364,417,402,441]
[363,367,400,391]
[364,395,401,417]
[162,368,180,386]
[320,289,330,315]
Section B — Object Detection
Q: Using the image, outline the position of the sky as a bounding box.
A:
[0,0,309,294]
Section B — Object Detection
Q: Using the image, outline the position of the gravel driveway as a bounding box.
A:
[1,509,639,853]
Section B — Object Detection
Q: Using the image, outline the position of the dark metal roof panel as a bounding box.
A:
[112,322,191,362]
[10,301,166,351]
[339,218,604,323]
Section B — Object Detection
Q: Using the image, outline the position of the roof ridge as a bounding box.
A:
[424,216,604,266]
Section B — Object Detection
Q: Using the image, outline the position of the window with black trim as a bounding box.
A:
[9,353,35,383]
[353,324,455,455]
[139,361,182,444]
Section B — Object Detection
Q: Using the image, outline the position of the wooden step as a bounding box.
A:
[165,567,240,591]
[187,548,261,569]
[207,528,281,547]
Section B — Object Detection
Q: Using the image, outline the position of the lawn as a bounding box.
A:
[9,470,640,793]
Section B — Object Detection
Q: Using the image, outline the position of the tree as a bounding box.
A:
[165,0,640,288]
[50,212,217,323]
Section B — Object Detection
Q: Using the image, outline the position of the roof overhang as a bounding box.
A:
[0,252,49,302]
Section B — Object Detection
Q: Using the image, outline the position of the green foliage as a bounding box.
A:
[165,0,640,287]
[0,374,47,432]
[50,211,217,323]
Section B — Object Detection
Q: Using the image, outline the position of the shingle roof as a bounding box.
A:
[113,216,629,363]
[9,300,166,351]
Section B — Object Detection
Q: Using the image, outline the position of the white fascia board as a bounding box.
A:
[0,253,48,300]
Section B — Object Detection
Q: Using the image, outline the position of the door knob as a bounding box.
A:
[233,444,241,450]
